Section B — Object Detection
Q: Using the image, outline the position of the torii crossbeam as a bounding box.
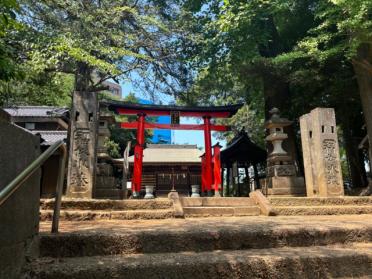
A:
[103,101,243,197]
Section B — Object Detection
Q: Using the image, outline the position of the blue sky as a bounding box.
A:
[120,81,226,149]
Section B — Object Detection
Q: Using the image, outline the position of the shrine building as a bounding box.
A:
[127,144,202,196]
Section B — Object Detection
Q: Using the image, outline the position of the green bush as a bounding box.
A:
[104,138,121,158]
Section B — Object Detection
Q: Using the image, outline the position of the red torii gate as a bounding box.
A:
[103,101,242,197]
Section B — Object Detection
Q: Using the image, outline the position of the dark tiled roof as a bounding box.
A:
[3,106,69,118]
[221,130,267,164]
[31,130,67,146]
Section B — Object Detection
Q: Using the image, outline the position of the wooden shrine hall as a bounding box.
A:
[127,144,203,196]
[104,101,243,197]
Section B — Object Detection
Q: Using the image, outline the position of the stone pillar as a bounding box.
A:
[66,91,99,198]
[300,108,344,197]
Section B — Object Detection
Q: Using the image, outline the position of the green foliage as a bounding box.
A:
[0,0,22,81]
[0,71,73,106]
[177,0,370,124]
[0,0,18,31]
[176,0,321,145]
[104,138,121,159]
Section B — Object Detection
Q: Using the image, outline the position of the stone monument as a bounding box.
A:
[261,108,305,196]
[66,91,99,198]
[300,108,344,197]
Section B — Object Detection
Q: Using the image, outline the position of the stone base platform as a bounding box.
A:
[260,176,306,196]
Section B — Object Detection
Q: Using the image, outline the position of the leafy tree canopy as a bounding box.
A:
[16,0,187,96]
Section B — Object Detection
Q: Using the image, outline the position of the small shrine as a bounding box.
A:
[261,108,305,196]
[220,129,267,196]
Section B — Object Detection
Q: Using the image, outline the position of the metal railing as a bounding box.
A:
[0,139,67,233]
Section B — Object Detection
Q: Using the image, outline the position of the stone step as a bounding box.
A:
[269,196,372,206]
[40,209,175,221]
[40,198,173,211]
[39,224,372,258]
[180,197,256,207]
[25,244,372,279]
[183,206,260,217]
[273,205,372,215]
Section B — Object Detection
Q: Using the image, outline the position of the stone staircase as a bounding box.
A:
[269,196,372,215]
[40,196,372,221]
[40,198,175,221]
[24,215,372,278]
[181,197,261,217]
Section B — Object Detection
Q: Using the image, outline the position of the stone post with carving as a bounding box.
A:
[261,108,306,196]
[300,108,344,197]
[66,91,99,198]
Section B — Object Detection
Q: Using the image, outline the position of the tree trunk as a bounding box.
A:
[75,62,92,92]
[352,43,372,180]
[341,119,368,187]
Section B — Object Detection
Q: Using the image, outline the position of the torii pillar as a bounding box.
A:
[132,113,146,198]
[213,143,222,196]
[203,116,213,194]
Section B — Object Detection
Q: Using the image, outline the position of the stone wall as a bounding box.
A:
[0,110,41,279]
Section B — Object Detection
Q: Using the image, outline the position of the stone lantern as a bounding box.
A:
[97,110,116,159]
[95,108,124,199]
[261,108,305,196]
[265,108,296,177]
